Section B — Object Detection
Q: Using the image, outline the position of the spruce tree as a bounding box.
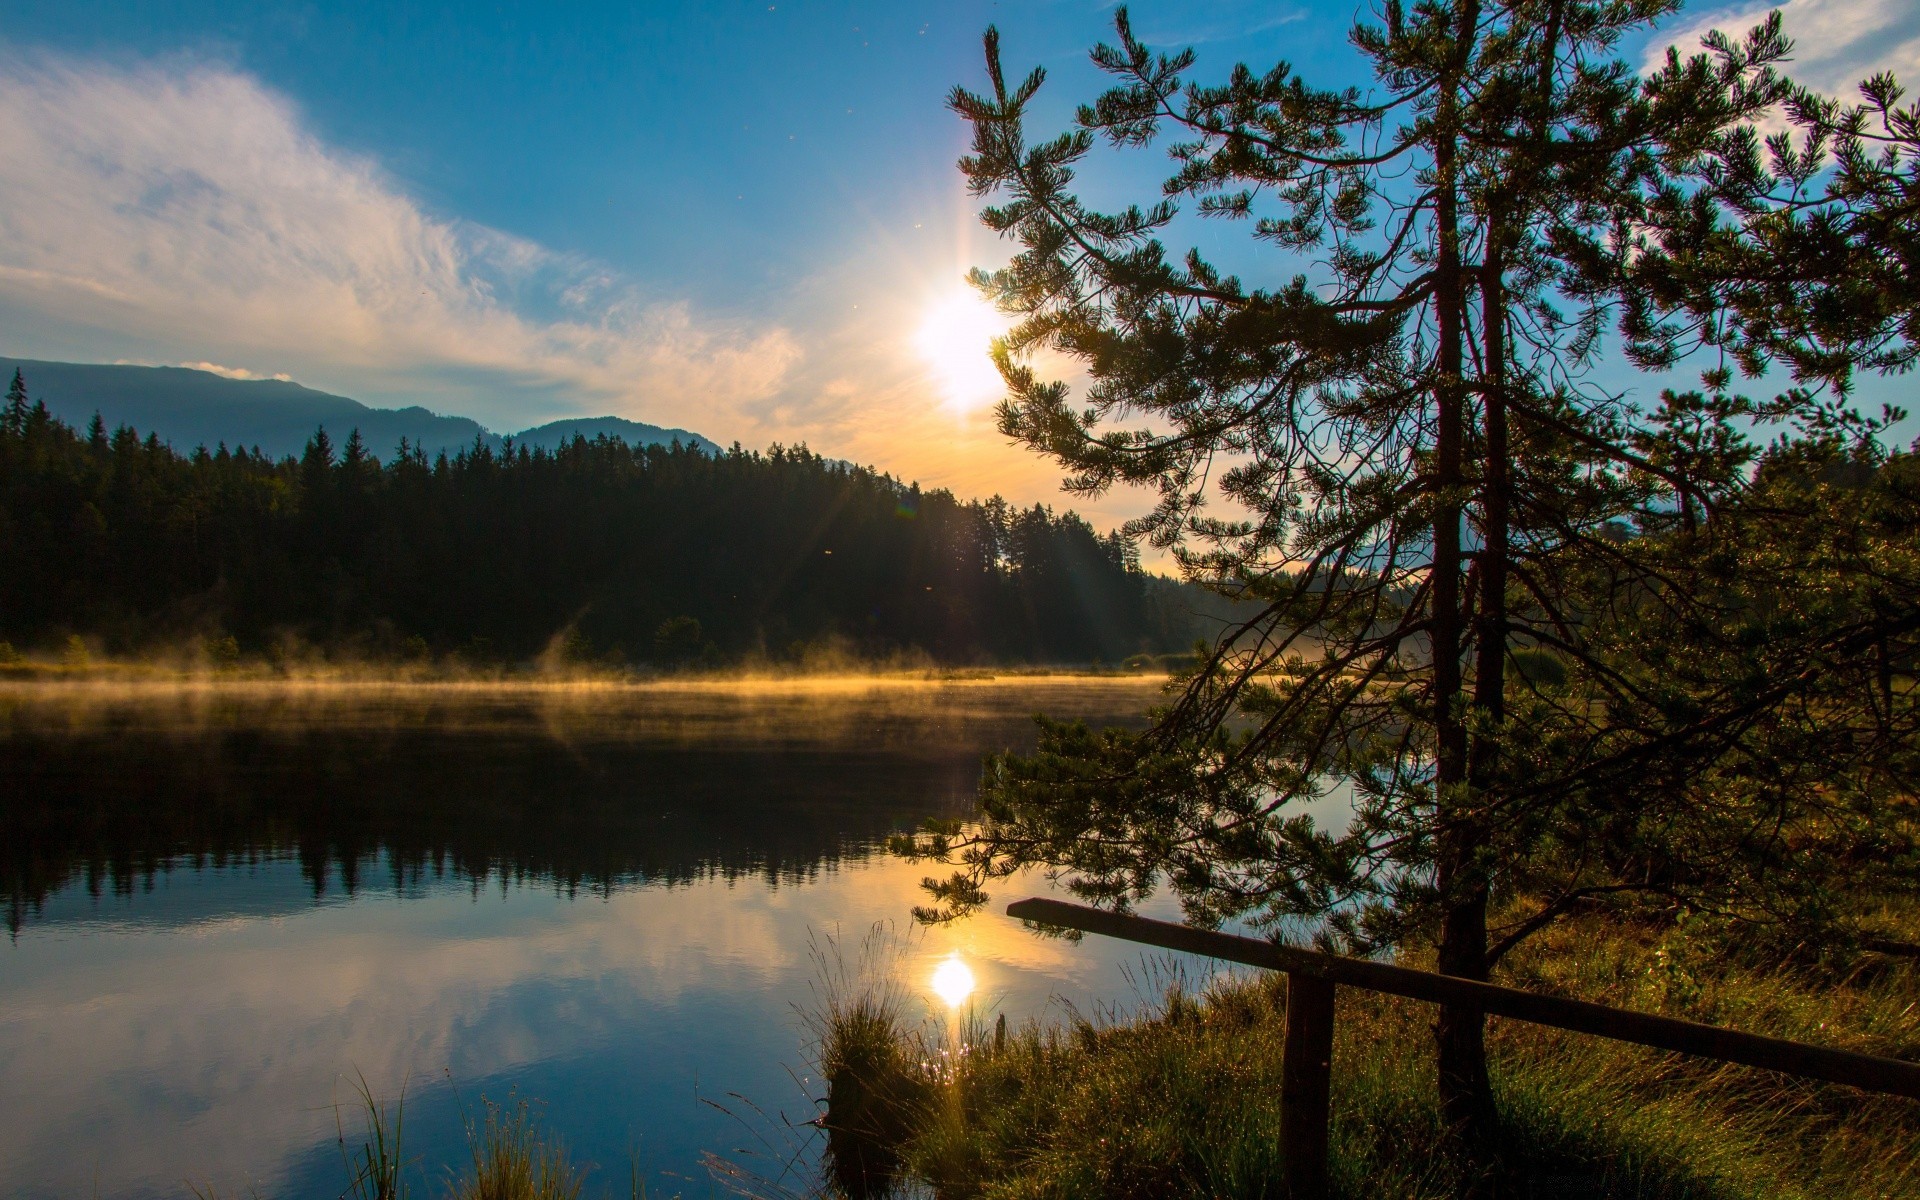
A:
[4,370,27,436]
[898,1,1920,1149]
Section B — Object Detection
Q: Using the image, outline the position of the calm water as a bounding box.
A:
[0,676,1255,1199]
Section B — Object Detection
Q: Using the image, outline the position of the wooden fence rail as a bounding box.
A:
[1004,896,1920,1200]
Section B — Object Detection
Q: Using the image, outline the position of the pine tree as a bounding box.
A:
[4,370,27,436]
[301,427,335,489]
[897,1,1920,1149]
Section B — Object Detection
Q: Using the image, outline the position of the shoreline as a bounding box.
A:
[0,664,1178,696]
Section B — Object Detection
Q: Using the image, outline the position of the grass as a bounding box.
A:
[815,908,1920,1200]
[453,1096,590,1200]
[191,1078,623,1200]
[804,926,934,1199]
[340,1072,409,1200]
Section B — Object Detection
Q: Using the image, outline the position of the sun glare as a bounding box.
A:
[930,952,976,1008]
[915,289,1008,411]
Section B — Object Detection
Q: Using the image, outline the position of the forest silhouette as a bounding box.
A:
[0,375,1224,666]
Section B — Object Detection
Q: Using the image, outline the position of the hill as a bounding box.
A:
[509,416,718,455]
[0,358,719,460]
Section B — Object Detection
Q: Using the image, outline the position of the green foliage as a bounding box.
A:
[0,400,1215,666]
[819,999,930,1198]
[1628,63,1920,391]
[651,616,711,669]
[904,0,1920,972]
[1506,648,1566,688]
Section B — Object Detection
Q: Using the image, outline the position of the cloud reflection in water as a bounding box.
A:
[1,677,1233,1198]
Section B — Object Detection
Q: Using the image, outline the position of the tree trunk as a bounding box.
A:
[1446,232,1511,1161]
[1431,0,1494,1165]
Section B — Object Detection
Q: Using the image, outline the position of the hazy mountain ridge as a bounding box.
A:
[0,358,720,460]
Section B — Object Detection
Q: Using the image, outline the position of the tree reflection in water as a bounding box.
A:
[2,678,1161,934]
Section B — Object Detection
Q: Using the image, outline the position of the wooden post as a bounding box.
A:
[1282,971,1336,1200]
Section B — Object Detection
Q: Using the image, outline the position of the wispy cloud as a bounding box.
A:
[1132,9,1309,49]
[1645,0,1920,99]
[0,50,1157,533]
[0,54,801,432]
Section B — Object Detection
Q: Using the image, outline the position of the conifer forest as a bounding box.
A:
[0,380,1211,666]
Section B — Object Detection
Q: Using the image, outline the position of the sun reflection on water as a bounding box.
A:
[930,952,975,1008]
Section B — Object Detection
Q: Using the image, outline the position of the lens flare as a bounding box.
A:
[930,952,975,1008]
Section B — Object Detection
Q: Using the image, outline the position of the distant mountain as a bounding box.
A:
[509,416,717,455]
[0,358,720,460]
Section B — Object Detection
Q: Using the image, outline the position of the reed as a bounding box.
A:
[341,1071,411,1200]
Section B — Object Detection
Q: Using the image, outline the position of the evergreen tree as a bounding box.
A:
[898,2,1920,1149]
[3,370,27,436]
[303,427,335,472]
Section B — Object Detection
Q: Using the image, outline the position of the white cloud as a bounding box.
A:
[0,51,1157,533]
[1647,0,1920,99]
[174,361,293,381]
[0,55,801,432]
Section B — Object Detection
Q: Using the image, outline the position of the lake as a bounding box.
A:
[1,676,1237,1199]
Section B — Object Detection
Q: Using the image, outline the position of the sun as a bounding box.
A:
[915,288,1009,411]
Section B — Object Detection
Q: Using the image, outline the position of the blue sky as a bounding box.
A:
[0,1,1359,305]
[0,0,1913,524]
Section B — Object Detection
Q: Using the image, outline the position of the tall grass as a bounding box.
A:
[195,1076,624,1200]
[341,1071,411,1200]
[814,911,1920,1200]
[802,926,932,1199]
[451,1096,588,1200]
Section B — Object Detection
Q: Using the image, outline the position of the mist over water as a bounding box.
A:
[0,676,1255,1199]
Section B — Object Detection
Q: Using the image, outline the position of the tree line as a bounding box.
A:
[0,375,1222,666]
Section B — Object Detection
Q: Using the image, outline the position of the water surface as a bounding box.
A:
[2,677,1229,1198]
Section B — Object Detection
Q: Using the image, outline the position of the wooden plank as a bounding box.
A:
[1005,897,1920,1100]
[1281,972,1335,1200]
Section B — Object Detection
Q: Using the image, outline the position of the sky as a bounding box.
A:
[0,0,1915,530]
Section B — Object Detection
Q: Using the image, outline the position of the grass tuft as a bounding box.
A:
[450,1095,589,1200]
[805,925,934,1199]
